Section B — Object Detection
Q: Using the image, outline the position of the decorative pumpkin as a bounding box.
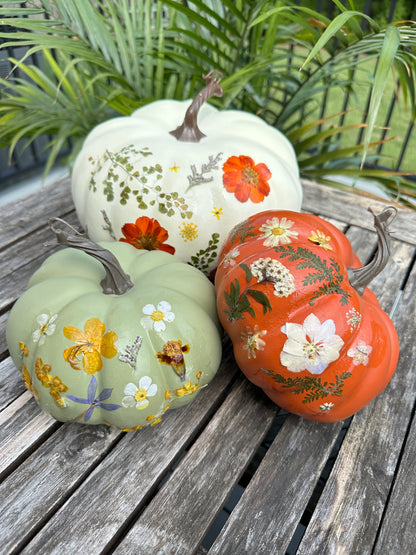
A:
[71,71,302,275]
[6,219,222,430]
[214,208,399,422]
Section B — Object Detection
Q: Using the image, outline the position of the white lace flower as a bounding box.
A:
[320,402,335,411]
[260,217,298,247]
[347,340,372,366]
[32,313,58,345]
[122,376,158,410]
[141,301,175,332]
[250,257,295,297]
[280,313,344,374]
[241,325,267,359]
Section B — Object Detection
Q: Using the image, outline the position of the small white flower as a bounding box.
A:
[241,325,267,359]
[346,307,362,331]
[347,340,372,366]
[260,217,298,247]
[250,257,295,297]
[222,247,240,268]
[32,313,58,345]
[141,301,175,332]
[280,313,344,374]
[320,402,334,411]
[122,376,158,410]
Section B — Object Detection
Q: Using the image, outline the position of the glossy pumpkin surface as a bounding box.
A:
[71,73,302,275]
[215,209,399,422]
[6,231,222,430]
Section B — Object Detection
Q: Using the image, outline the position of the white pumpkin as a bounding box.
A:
[71,72,302,275]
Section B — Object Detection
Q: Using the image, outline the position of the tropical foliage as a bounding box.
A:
[0,0,415,205]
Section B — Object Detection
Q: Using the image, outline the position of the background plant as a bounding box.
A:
[0,0,415,205]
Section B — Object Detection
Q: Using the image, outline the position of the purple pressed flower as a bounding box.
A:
[67,375,121,421]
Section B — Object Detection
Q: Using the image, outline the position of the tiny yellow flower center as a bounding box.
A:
[272,226,285,236]
[40,323,50,334]
[134,388,148,402]
[151,310,165,322]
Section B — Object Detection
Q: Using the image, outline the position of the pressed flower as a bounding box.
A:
[63,318,118,373]
[347,340,373,366]
[211,206,223,220]
[35,357,52,386]
[308,230,333,250]
[22,363,39,401]
[250,257,295,297]
[259,217,298,246]
[179,221,199,242]
[141,301,175,332]
[34,358,68,406]
[223,155,271,203]
[67,375,121,421]
[32,313,58,345]
[241,325,267,359]
[280,313,344,374]
[175,381,199,396]
[122,376,158,410]
[120,216,175,254]
[221,247,240,268]
[346,308,362,331]
[320,402,335,411]
[156,340,190,380]
[19,341,29,357]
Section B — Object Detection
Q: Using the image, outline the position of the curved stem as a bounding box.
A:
[48,218,134,295]
[170,70,223,142]
[347,207,397,295]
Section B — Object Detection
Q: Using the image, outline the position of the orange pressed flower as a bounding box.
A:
[120,216,175,254]
[156,340,190,380]
[63,317,118,374]
[223,155,272,203]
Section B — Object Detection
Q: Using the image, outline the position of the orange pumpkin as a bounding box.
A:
[215,208,399,422]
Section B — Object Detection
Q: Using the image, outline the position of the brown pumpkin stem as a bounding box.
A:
[169,70,223,142]
[347,207,397,295]
[48,218,134,295]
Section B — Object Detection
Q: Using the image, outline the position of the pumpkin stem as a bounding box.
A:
[347,207,397,295]
[48,218,134,295]
[169,70,223,142]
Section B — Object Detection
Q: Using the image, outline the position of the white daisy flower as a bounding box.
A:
[320,402,335,411]
[32,313,58,345]
[280,313,344,374]
[260,217,298,247]
[141,301,175,332]
[122,376,158,410]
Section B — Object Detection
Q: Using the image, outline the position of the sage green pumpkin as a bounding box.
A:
[6,225,222,430]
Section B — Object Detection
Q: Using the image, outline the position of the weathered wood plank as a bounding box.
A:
[14,356,238,554]
[301,178,416,247]
[0,356,25,411]
[295,257,416,554]
[112,378,278,555]
[0,393,58,480]
[0,177,73,250]
[373,408,416,553]
[208,416,344,554]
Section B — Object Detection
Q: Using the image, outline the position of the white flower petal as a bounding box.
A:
[164,312,175,323]
[146,383,158,397]
[36,313,49,326]
[124,382,138,396]
[140,316,154,330]
[283,322,307,344]
[157,301,172,313]
[280,352,306,372]
[315,318,337,343]
[142,304,156,315]
[282,338,306,357]
[302,313,322,341]
[122,395,136,408]
[139,375,153,390]
[136,399,149,410]
[154,320,166,332]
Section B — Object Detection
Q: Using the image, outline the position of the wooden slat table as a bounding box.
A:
[1,177,415,554]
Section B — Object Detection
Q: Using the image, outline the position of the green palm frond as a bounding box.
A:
[0,0,415,204]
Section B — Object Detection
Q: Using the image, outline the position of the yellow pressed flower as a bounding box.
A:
[169,164,180,172]
[22,363,39,401]
[179,222,198,242]
[211,206,223,220]
[63,317,118,374]
[19,341,29,357]
[175,381,199,397]
[308,230,333,250]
